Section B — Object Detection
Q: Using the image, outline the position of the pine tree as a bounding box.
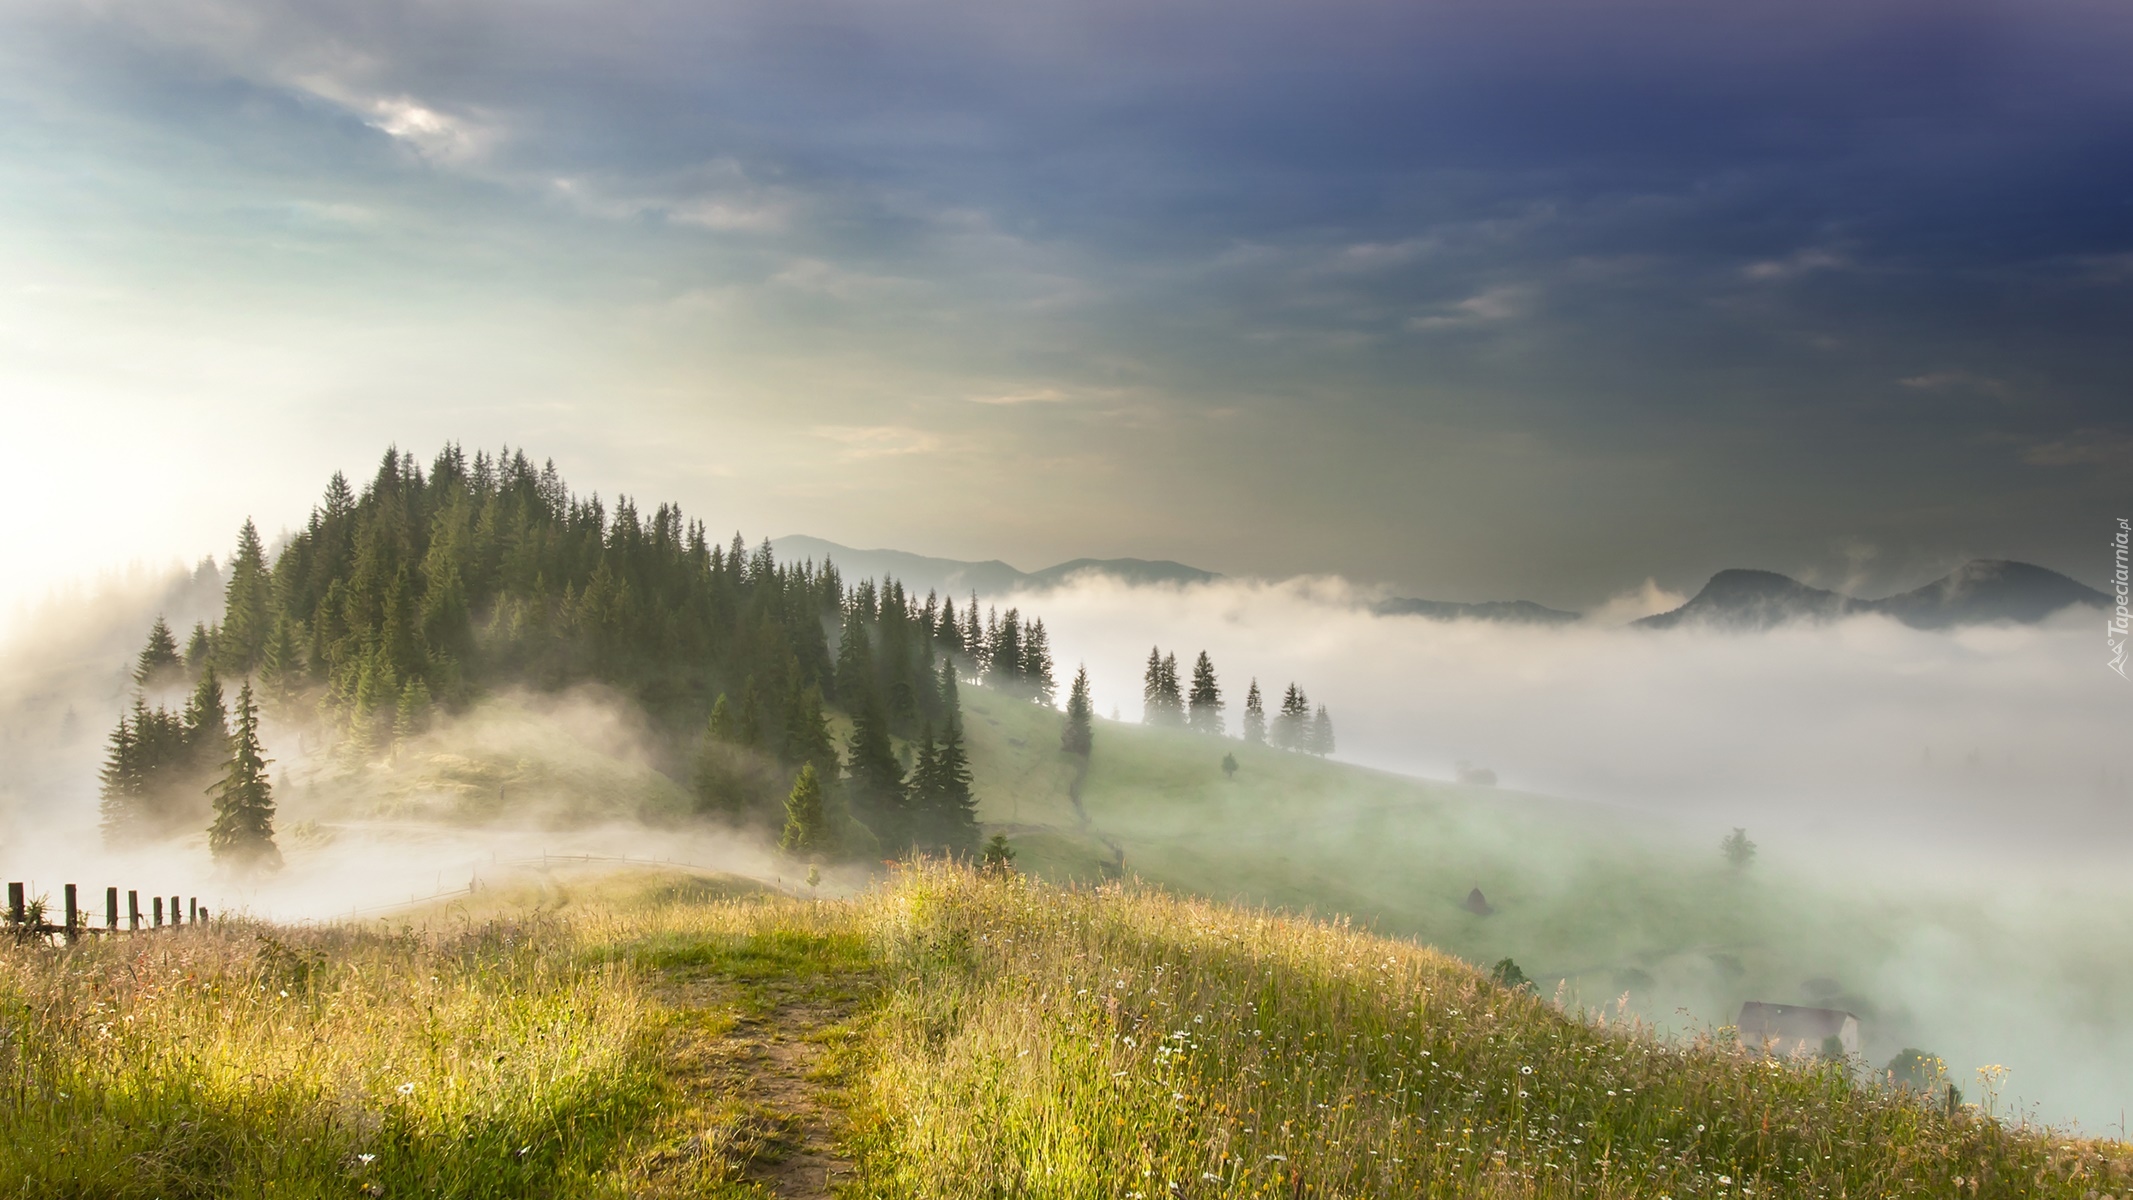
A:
[783,685,837,778]
[1142,648,1163,723]
[707,693,737,743]
[1157,653,1183,724]
[185,622,215,675]
[1242,679,1266,745]
[988,608,1024,691]
[133,617,184,689]
[208,682,282,872]
[845,693,907,852]
[258,612,305,699]
[906,724,944,851]
[1021,618,1056,705]
[1309,704,1335,757]
[734,676,765,749]
[1061,665,1094,756]
[931,710,978,856]
[97,713,143,844]
[780,763,828,855]
[1187,651,1223,735]
[1273,683,1309,751]
[216,519,273,676]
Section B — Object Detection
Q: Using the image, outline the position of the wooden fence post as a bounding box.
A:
[6,882,20,927]
[153,896,163,928]
[128,890,140,931]
[171,895,181,928]
[106,887,119,931]
[188,897,198,924]
[63,885,77,943]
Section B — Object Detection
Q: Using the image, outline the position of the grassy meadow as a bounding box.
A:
[4,862,2128,1197]
[953,690,2133,1126]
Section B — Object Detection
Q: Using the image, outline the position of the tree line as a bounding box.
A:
[1138,647,1334,755]
[97,445,1073,866]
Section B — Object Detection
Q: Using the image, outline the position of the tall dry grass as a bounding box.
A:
[846,864,2133,1199]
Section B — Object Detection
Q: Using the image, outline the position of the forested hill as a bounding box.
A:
[100,445,1063,858]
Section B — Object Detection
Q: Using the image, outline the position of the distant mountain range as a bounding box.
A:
[1635,559,2109,631]
[769,536,1218,599]
[1371,597,1583,625]
[775,537,2107,632]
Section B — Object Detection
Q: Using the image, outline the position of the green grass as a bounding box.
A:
[4,863,2124,1197]
[955,691,2133,1128]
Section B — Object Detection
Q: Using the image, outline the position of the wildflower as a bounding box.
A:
[1521,1065,1534,1075]
[1719,1176,1733,1186]
[357,1154,376,1165]
[397,1082,416,1095]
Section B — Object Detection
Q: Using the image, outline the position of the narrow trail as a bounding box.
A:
[640,950,874,1198]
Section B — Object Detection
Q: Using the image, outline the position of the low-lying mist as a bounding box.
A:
[0,567,838,929]
[1003,572,2133,1130]
[1012,573,2130,861]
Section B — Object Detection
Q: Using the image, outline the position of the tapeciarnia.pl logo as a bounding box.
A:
[2110,517,2130,679]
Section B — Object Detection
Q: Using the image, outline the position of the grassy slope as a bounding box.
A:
[5,864,2124,1198]
[954,690,2133,1093]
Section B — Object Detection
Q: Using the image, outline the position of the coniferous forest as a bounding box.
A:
[94,445,1077,864]
[97,445,1333,868]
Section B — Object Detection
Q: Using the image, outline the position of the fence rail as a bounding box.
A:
[5,880,208,943]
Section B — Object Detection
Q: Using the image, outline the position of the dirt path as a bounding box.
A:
[637,950,874,1198]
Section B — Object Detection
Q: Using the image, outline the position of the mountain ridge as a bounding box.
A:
[1638,558,2108,630]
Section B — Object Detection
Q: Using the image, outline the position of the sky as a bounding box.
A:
[2,0,2130,620]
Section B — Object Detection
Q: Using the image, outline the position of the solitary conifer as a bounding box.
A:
[780,763,828,855]
[1187,651,1223,735]
[1242,679,1266,745]
[208,682,282,872]
[1061,665,1094,755]
[1273,683,1309,751]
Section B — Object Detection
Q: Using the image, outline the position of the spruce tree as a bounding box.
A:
[988,608,1024,692]
[906,724,943,851]
[1142,648,1165,724]
[97,714,143,844]
[185,622,215,675]
[133,617,184,689]
[845,691,908,852]
[1273,683,1309,751]
[707,693,737,743]
[1187,651,1223,735]
[780,763,828,855]
[1156,653,1184,724]
[783,685,838,778]
[1021,618,1056,705]
[1309,705,1335,757]
[208,682,282,872]
[258,613,305,699]
[1242,679,1266,745]
[931,709,978,856]
[735,676,765,749]
[1061,665,1094,756]
[216,519,273,676]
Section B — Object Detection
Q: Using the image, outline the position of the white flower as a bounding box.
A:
[357,1154,376,1165]
[397,1082,416,1095]
[1719,1175,1733,1186]
[1521,1065,1534,1075]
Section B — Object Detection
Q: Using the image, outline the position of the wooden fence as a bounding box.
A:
[5,880,208,943]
